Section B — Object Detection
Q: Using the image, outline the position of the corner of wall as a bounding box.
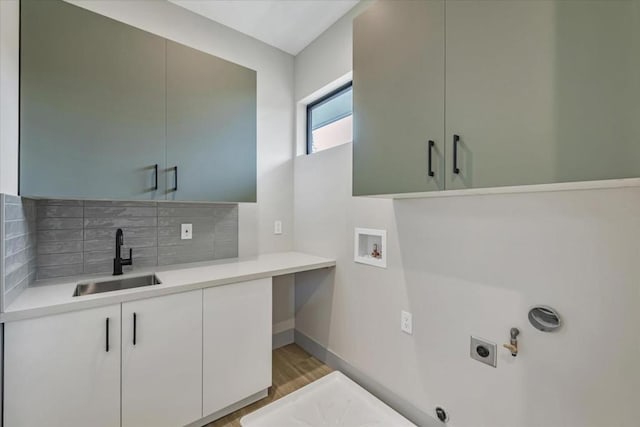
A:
[0,0,20,196]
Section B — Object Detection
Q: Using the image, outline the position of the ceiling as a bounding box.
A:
[169,0,360,55]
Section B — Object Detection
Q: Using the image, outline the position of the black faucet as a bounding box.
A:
[113,228,133,276]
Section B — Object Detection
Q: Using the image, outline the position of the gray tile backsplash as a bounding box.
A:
[2,195,37,309]
[33,199,238,280]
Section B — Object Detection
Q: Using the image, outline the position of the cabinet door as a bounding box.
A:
[353,0,445,196]
[20,0,166,199]
[166,41,257,202]
[4,305,120,427]
[445,0,640,190]
[203,278,272,416]
[122,291,202,427]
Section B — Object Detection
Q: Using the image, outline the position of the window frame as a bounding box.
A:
[306,81,353,155]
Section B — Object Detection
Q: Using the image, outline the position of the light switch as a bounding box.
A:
[274,220,282,235]
[181,223,193,240]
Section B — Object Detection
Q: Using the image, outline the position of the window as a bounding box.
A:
[306,82,353,154]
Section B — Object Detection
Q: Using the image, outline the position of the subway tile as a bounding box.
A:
[82,261,112,275]
[84,200,156,207]
[83,227,157,241]
[124,256,157,271]
[4,234,33,257]
[5,248,31,273]
[214,205,238,217]
[3,194,21,204]
[84,206,157,218]
[83,236,157,252]
[37,252,83,267]
[37,240,84,255]
[213,245,238,260]
[158,206,217,217]
[37,264,83,280]
[38,229,83,242]
[5,204,27,221]
[37,218,83,230]
[158,248,216,266]
[6,197,239,283]
[159,202,226,209]
[84,246,157,264]
[84,217,157,229]
[158,216,216,228]
[5,263,30,291]
[5,220,29,238]
[37,205,83,218]
[38,199,84,206]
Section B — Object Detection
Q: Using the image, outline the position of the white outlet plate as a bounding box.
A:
[401,311,413,335]
[181,223,193,240]
[274,220,282,235]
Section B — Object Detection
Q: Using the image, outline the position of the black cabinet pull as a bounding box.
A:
[105,317,110,352]
[153,164,158,191]
[133,312,137,346]
[453,134,461,174]
[428,140,435,177]
[171,166,178,192]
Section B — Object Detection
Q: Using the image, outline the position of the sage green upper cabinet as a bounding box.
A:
[352,0,445,196]
[166,41,257,202]
[353,0,640,196]
[445,0,640,190]
[20,0,257,202]
[20,0,166,199]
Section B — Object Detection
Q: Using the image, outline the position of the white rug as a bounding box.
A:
[240,371,417,427]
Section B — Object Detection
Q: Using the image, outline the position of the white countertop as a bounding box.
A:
[2,252,335,323]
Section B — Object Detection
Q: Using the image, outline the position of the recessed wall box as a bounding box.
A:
[354,228,387,268]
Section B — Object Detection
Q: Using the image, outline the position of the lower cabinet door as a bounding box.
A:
[203,278,272,416]
[121,290,203,427]
[4,305,121,427]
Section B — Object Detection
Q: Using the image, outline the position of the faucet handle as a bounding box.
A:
[128,248,133,260]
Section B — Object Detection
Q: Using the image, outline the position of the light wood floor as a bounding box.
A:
[206,344,333,427]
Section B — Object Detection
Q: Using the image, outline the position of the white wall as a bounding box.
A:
[293,5,640,427]
[0,0,19,195]
[0,0,297,332]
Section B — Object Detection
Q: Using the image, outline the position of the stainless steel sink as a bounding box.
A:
[73,274,161,297]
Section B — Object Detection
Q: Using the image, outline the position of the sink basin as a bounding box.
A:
[73,274,162,297]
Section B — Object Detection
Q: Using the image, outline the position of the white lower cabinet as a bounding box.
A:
[122,290,203,427]
[203,278,272,415]
[4,280,273,427]
[4,304,121,427]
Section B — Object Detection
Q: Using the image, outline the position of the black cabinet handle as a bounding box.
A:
[428,140,435,177]
[105,317,110,352]
[153,164,158,191]
[171,166,178,192]
[453,134,461,174]
[133,312,137,346]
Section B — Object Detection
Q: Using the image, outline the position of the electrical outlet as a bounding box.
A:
[470,336,497,367]
[274,220,282,235]
[181,223,193,240]
[401,311,413,335]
